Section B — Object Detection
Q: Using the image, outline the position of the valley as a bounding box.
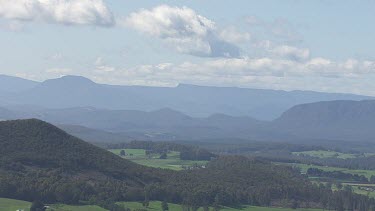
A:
[1,2,374,210]
[1,76,375,211]
[1,119,373,210]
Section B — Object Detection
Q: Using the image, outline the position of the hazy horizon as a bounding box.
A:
[3,73,375,97]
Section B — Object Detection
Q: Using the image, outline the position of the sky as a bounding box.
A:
[0,0,375,95]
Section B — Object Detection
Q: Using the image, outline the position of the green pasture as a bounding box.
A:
[108,148,208,170]
[0,198,31,211]
[0,198,326,211]
[117,201,325,211]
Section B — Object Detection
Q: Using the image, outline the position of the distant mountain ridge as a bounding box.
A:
[5,100,375,143]
[0,74,38,93]
[0,74,372,120]
[2,74,375,143]
[273,100,375,141]
[0,106,269,142]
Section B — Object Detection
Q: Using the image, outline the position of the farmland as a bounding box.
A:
[292,150,357,159]
[0,198,326,211]
[281,162,375,198]
[108,148,208,170]
[0,198,31,211]
[289,163,375,179]
[118,201,326,211]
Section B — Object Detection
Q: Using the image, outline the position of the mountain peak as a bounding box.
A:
[54,75,95,83]
[152,108,190,118]
[0,74,38,93]
[39,75,97,88]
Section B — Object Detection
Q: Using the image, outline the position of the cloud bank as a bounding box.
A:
[0,0,114,26]
[270,45,310,61]
[82,56,375,91]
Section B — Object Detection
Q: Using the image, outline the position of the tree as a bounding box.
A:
[344,185,353,192]
[370,175,375,183]
[162,200,169,211]
[336,182,343,190]
[142,200,149,208]
[325,182,333,190]
[30,200,45,211]
[143,187,150,208]
[160,152,167,159]
[213,195,220,211]
[120,150,126,156]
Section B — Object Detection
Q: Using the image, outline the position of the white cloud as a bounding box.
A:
[218,27,251,44]
[20,54,375,96]
[123,5,241,58]
[46,52,64,61]
[0,0,114,26]
[270,45,310,61]
[94,57,115,72]
[94,57,104,66]
[96,65,115,72]
[45,67,72,74]
[81,56,375,91]
[43,68,73,78]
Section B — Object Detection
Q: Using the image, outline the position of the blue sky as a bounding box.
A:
[0,0,375,95]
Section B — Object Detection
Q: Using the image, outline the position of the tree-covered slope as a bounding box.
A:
[273,100,375,141]
[0,119,163,204]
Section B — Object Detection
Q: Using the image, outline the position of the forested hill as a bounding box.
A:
[0,119,151,176]
[0,119,164,204]
[273,100,375,141]
[1,119,374,210]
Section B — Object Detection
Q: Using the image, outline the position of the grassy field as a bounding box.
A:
[0,198,31,211]
[46,204,106,211]
[292,150,356,159]
[0,198,108,211]
[350,186,375,198]
[109,148,146,157]
[0,198,326,211]
[108,148,208,170]
[118,201,325,211]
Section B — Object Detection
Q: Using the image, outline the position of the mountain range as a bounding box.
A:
[1,74,375,143]
[0,105,272,142]
[0,74,371,120]
[2,99,375,143]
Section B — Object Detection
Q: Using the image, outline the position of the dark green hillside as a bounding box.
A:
[2,119,129,170]
[0,119,163,203]
[1,119,375,210]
